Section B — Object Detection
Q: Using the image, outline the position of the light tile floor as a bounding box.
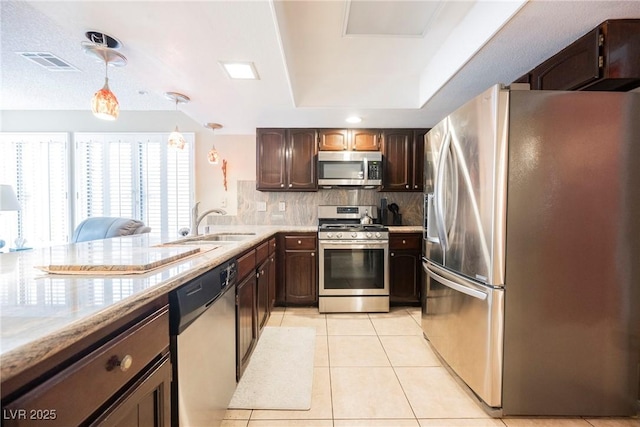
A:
[223,307,640,427]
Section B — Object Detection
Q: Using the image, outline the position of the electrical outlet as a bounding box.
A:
[256,201,267,212]
[278,201,286,212]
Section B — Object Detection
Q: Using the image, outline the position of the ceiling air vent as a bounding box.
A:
[17,52,79,71]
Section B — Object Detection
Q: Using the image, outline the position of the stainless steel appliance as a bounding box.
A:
[318,205,389,313]
[318,151,382,187]
[422,84,640,416]
[170,259,238,426]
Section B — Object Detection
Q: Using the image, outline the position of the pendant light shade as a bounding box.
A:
[92,77,119,120]
[169,126,187,150]
[205,123,223,164]
[165,92,190,150]
[83,42,127,121]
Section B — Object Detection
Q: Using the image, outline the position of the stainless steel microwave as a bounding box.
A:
[317,151,382,187]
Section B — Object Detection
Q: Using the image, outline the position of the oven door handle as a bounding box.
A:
[319,241,388,250]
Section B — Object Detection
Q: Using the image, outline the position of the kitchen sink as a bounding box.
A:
[199,233,256,241]
[160,232,256,246]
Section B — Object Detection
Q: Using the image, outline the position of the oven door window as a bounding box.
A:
[323,247,385,291]
[318,161,364,180]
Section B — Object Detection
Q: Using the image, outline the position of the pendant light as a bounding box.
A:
[205,123,223,164]
[165,92,190,150]
[83,43,127,121]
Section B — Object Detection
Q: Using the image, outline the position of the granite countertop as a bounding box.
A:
[387,225,422,233]
[0,225,315,383]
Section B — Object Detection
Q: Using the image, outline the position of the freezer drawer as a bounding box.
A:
[421,260,504,408]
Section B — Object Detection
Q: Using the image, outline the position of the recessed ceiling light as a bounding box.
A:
[346,116,362,124]
[219,61,259,80]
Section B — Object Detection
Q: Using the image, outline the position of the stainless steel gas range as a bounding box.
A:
[317,205,389,313]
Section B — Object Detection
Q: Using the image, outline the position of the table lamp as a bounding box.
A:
[0,185,21,250]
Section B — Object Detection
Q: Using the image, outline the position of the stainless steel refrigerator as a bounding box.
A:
[421,84,640,416]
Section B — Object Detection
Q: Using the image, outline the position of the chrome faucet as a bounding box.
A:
[190,202,227,236]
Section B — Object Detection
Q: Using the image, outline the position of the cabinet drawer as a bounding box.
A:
[237,250,256,281]
[389,234,421,250]
[256,241,269,265]
[284,235,316,250]
[3,308,169,427]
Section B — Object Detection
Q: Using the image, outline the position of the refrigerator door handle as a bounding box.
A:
[424,261,487,301]
[435,130,451,251]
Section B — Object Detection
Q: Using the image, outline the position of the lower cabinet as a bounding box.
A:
[389,233,422,305]
[1,304,171,427]
[278,233,318,306]
[256,259,270,332]
[236,250,258,380]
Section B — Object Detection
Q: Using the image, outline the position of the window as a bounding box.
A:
[0,133,69,247]
[0,132,194,247]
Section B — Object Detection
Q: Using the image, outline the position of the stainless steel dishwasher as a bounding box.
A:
[170,258,238,427]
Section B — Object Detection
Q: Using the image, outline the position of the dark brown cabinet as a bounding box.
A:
[381,129,428,192]
[389,233,422,305]
[256,128,317,191]
[278,233,318,306]
[318,129,381,151]
[256,242,270,333]
[267,238,277,312]
[236,250,257,380]
[518,19,640,91]
[2,305,171,427]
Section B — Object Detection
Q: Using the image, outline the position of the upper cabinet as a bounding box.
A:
[318,129,381,151]
[256,128,318,191]
[516,19,640,91]
[381,129,428,192]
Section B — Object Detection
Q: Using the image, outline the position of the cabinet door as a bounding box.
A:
[287,129,318,190]
[318,129,348,151]
[236,274,257,379]
[389,250,420,304]
[381,129,412,191]
[267,252,277,312]
[412,129,428,192]
[92,355,172,427]
[351,129,380,151]
[256,129,287,190]
[257,259,269,332]
[285,250,317,305]
[530,28,601,90]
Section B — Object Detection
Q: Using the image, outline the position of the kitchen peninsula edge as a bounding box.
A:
[0,225,315,388]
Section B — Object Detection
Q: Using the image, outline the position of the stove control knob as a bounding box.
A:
[351,232,358,238]
[326,232,333,238]
[366,232,372,238]
[375,232,381,238]
[337,232,343,238]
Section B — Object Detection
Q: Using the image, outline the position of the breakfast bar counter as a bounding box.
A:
[0,225,315,385]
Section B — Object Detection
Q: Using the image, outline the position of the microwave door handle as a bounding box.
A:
[435,130,451,251]
[424,261,487,301]
[363,157,369,183]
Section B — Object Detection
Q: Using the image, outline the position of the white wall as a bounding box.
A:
[1,110,257,216]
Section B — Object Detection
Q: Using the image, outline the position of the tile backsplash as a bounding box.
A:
[206,180,423,226]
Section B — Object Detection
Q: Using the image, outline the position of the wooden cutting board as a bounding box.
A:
[35,241,204,275]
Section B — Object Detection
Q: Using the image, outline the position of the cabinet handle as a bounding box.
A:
[414,184,418,188]
[405,184,409,189]
[402,240,406,244]
[391,252,395,257]
[261,269,265,275]
[106,354,133,372]
[280,184,284,188]
[288,183,292,188]
[311,252,315,257]
[297,240,301,244]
